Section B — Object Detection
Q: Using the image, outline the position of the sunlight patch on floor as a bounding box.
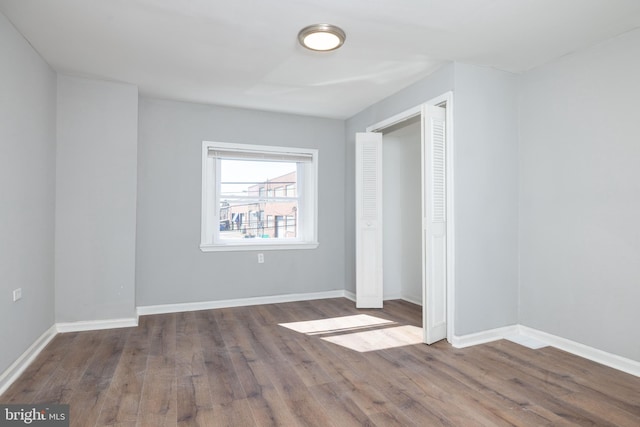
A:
[321,325,423,352]
[279,314,395,335]
[322,325,422,353]
[280,315,424,352]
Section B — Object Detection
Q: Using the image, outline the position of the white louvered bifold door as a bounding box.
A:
[355,132,383,308]
[423,105,447,344]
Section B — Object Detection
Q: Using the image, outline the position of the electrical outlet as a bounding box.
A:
[13,288,22,302]
[257,253,264,264]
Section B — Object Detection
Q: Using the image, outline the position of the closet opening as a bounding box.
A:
[356,92,453,344]
[381,116,422,308]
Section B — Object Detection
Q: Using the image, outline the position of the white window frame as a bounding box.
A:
[200,141,319,252]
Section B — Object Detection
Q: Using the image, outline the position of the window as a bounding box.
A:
[201,141,318,251]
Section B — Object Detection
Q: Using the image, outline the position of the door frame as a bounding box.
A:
[365,91,455,343]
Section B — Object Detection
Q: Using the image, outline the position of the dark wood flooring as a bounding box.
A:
[1,298,639,426]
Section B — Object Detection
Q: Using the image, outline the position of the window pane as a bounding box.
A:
[202,142,317,250]
[219,200,298,240]
[220,159,296,199]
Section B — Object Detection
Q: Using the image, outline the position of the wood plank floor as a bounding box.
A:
[1,298,639,426]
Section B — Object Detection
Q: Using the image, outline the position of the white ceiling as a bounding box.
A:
[2,0,640,119]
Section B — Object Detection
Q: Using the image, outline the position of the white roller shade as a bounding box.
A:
[208,147,312,163]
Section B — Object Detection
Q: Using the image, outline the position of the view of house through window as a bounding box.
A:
[219,159,298,239]
[201,141,318,251]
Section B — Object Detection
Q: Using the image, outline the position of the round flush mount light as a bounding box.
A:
[298,24,346,51]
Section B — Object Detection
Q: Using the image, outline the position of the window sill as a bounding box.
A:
[200,241,319,252]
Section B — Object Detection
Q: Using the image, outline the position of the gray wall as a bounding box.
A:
[55,75,138,323]
[346,62,520,336]
[453,63,519,334]
[0,13,56,373]
[136,97,345,306]
[519,29,640,361]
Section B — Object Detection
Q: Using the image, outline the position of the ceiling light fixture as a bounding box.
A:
[298,24,346,52]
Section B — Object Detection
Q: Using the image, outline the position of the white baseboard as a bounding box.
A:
[451,324,639,377]
[401,296,422,306]
[503,329,548,350]
[342,292,421,306]
[56,317,138,333]
[344,290,356,302]
[518,325,640,377]
[0,325,57,395]
[451,325,519,348]
[137,290,347,316]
